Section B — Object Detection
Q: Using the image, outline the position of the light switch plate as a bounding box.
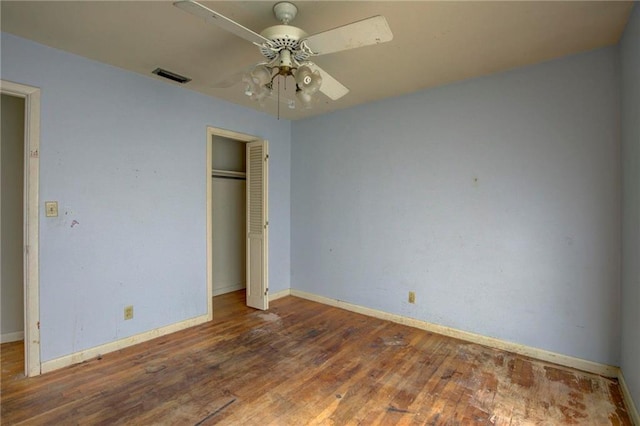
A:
[45,201,58,217]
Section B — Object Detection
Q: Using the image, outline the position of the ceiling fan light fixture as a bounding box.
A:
[295,65,322,95]
[251,65,272,86]
[242,73,270,101]
[255,85,271,101]
[242,74,255,96]
[296,90,312,108]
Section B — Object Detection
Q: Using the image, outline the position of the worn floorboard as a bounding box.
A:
[1,290,633,425]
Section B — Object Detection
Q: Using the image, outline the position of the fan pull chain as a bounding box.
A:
[277,76,280,120]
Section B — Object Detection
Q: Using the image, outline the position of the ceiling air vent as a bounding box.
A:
[152,68,191,84]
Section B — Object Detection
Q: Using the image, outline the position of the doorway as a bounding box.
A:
[0,80,41,376]
[206,127,269,316]
[211,136,247,297]
[1,94,25,347]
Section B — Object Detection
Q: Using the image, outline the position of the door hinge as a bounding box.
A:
[264,221,269,229]
[37,321,40,329]
[265,154,269,161]
[264,288,269,295]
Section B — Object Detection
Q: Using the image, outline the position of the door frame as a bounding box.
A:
[206,126,268,316]
[1,80,41,376]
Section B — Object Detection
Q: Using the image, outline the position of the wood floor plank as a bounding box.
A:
[1,291,633,425]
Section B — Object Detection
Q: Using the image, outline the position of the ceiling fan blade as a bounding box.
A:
[303,15,393,56]
[173,0,270,45]
[306,63,349,100]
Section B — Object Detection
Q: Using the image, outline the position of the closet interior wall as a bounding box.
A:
[212,136,247,296]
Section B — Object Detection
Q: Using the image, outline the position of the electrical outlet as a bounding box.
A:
[124,305,134,320]
[408,291,416,304]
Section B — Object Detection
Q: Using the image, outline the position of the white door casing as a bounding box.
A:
[246,140,269,310]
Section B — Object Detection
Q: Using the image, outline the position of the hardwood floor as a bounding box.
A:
[1,291,633,425]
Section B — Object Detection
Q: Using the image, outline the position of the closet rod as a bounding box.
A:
[212,169,246,180]
[212,174,246,181]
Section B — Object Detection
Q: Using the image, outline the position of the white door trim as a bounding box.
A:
[1,80,41,377]
[206,127,267,314]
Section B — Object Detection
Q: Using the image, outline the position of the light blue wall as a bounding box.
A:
[1,33,291,362]
[620,3,640,411]
[291,47,621,365]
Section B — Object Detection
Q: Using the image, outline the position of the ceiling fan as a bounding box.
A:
[173,0,393,110]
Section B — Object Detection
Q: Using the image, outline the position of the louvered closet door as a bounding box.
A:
[246,140,268,310]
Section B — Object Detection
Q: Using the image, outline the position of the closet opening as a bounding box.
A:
[206,127,269,316]
[212,136,247,297]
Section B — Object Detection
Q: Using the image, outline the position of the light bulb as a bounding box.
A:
[295,66,310,84]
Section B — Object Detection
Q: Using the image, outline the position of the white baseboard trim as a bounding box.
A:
[618,370,640,425]
[269,288,291,302]
[213,283,245,296]
[1,331,24,344]
[41,314,210,374]
[290,289,619,378]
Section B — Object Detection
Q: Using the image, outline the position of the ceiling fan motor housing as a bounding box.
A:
[259,25,310,62]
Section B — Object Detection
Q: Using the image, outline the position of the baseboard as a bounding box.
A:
[269,288,291,302]
[1,331,24,344]
[619,370,640,425]
[41,314,210,374]
[290,289,619,378]
[213,283,245,296]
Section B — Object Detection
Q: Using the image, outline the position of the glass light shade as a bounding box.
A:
[296,90,312,108]
[242,74,255,96]
[251,66,272,86]
[242,71,271,101]
[295,66,322,95]
[252,85,270,101]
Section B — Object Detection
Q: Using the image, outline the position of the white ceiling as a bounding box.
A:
[1,1,633,120]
